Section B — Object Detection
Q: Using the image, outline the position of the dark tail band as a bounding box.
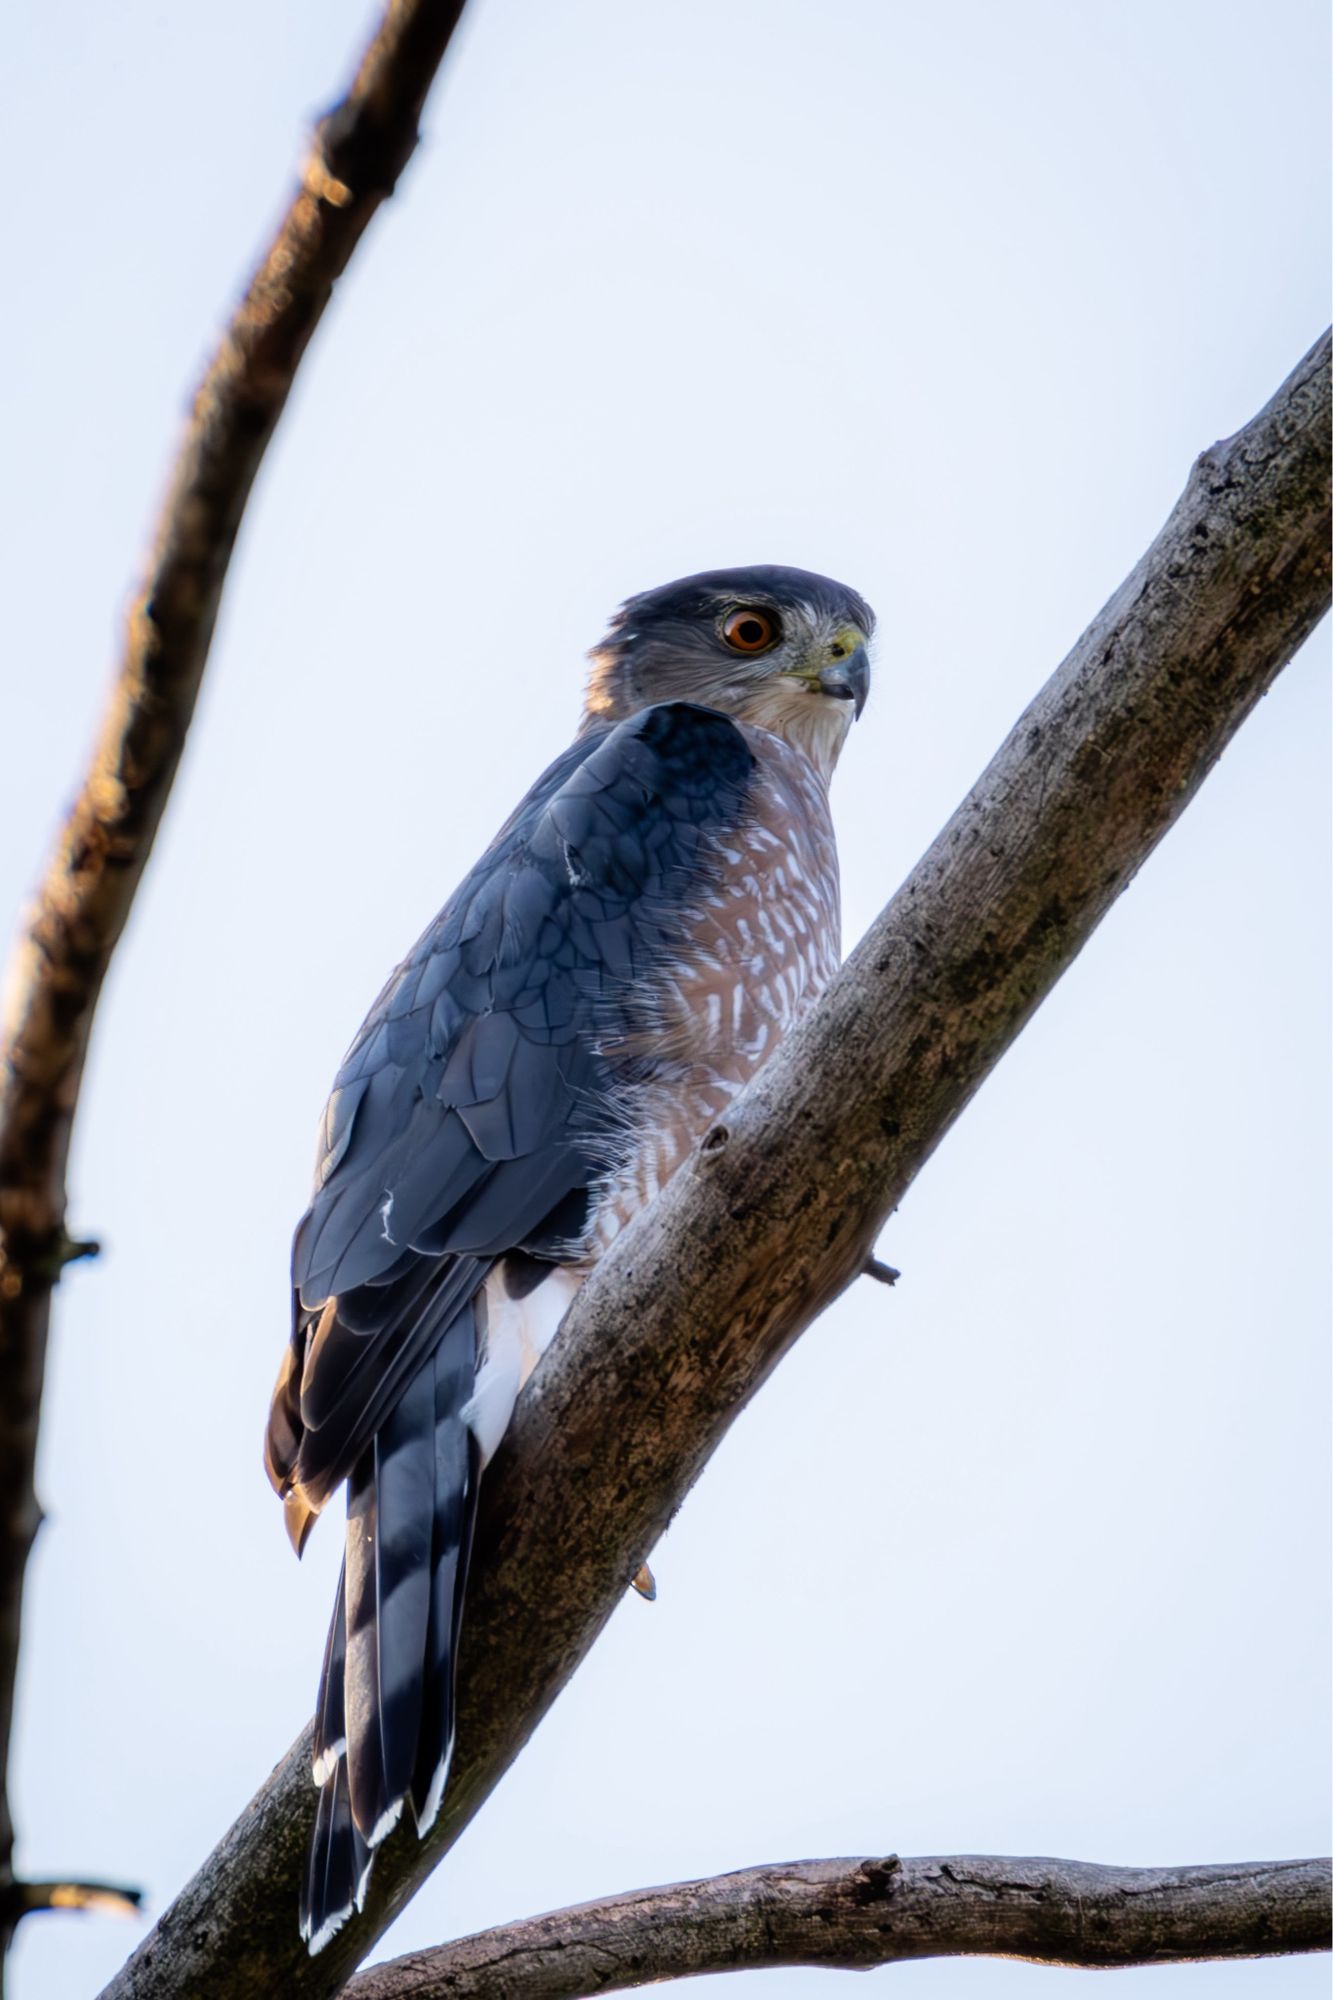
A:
[300,1303,479,1952]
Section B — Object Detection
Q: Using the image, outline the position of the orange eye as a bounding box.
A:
[722,607,779,653]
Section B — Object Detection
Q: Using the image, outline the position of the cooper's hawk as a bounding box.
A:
[265,565,873,1949]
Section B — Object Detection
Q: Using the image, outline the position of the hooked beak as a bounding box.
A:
[818,642,870,719]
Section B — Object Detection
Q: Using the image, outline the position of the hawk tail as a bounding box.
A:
[301,1302,479,1954]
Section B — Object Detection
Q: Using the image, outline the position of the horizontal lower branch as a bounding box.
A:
[346,1854,1333,1997]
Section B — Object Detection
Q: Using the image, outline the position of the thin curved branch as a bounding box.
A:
[0,1879,144,1928]
[0,0,469,1923]
[344,1854,1333,1996]
[100,333,1330,2000]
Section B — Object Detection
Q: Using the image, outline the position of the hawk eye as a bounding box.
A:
[722,608,779,653]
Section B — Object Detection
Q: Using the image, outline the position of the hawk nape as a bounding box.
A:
[264,564,874,1950]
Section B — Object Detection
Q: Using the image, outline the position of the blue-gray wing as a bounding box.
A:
[265,701,754,1518]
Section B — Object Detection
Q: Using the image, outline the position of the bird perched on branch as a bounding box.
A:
[264,565,873,1950]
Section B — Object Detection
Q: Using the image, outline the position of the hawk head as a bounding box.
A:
[583,564,875,776]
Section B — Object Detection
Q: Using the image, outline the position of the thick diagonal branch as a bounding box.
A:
[101,334,1330,2000]
[0,0,468,1925]
[345,1854,1333,1996]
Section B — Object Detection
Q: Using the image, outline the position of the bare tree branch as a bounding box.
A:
[99,333,1330,2000]
[343,1854,1333,1996]
[0,0,469,1942]
[0,1880,143,1928]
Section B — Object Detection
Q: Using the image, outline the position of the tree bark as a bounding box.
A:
[343,1854,1333,1997]
[0,0,469,1943]
[99,332,1331,2000]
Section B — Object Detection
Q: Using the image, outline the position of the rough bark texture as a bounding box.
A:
[99,333,1330,2000]
[0,0,468,1939]
[344,1854,1333,1996]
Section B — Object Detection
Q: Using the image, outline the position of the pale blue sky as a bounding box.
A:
[1,2,1329,1995]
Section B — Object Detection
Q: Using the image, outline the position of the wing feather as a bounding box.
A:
[268,704,754,1519]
